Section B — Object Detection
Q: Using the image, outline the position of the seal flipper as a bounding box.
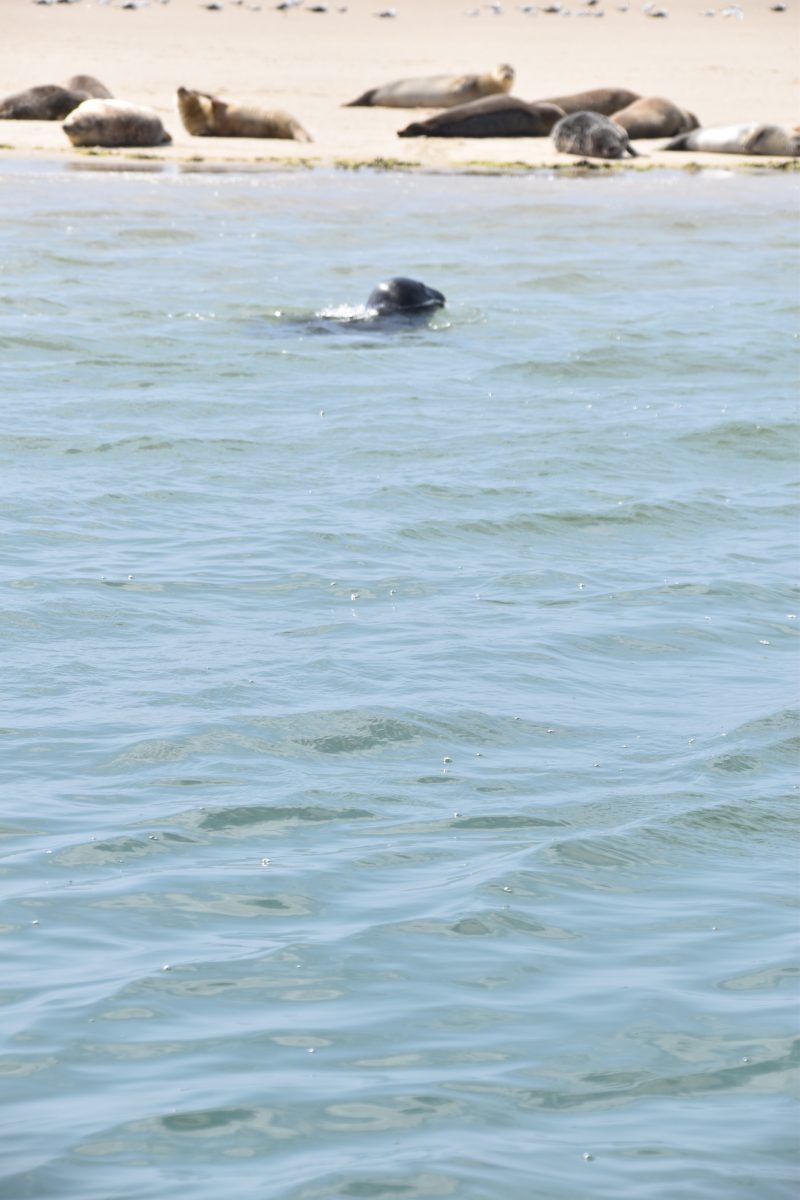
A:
[664,132,690,150]
[344,89,377,107]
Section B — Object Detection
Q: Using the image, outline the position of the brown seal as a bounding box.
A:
[176,87,312,141]
[398,95,564,138]
[62,99,172,148]
[610,96,698,138]
[346,65,514,109]
[534,87,641,117]
[552,111,637,158]
[65,75,114,100]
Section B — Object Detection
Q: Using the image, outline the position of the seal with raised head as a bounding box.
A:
[610,96,698,138]
[177,87,312,141]
[552,111,637,158]
[62,99,172,147]
[665,123,800,156]
[398,95,565,138]
[0,84,95,120]
[535,87,640,116]
[366,277,446,315]
[345,64,514,109]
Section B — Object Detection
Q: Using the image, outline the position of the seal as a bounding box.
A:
[0,84,94,120]
[65,75,114,100]
[62,99,172,147]
[610,96,698,138]
[534,87,641,116]
[176,87,312,141]
[345,64,514,109]
[665,123,800,156]
[552,111,637,158]
[398,95,565,138]
[366,277,446,315]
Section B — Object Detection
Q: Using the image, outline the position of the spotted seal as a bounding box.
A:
[62,99,172,147]
[177,87,312,141]
[398,95,564,138]
[552,111,637,158]
[345,64,514,109]
[610,96,698,138]
[665,123,800,156]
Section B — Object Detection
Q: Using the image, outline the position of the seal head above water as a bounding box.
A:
[366,277,446,315]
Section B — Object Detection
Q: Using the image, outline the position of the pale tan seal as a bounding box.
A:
[176,87,312,141]
[665,123,800,156]
[535,87,640,116]
[610,96,698,138]
[62,99,172,148]
[398,95,564,138]
[0,76,113,120]
[552,111,637,158]
[345,64,514,109]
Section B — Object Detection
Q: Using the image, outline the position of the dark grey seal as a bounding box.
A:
[366,277,446,315]
[0,84,93,120]
[552,111,637,159]
[397,95,564,138]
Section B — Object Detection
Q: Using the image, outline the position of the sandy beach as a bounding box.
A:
[0,0,798,169]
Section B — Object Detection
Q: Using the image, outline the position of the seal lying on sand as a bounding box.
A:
[366,277,446,315]
[62,99,171,147]
[535,87,640,116]
[345,64,514,109]
[553,111,637,158]
[65,75,113,100]
[398,95,564,138]
[610,96,698,138]
[665,123,800,156]
[177,87,312,141]
[0,78,113,120]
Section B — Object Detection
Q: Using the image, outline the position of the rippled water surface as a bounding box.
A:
[1,163,798,1199]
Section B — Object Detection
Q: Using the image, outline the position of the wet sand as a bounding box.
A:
[0,0,797,170]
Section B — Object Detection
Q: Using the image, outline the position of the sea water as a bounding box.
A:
[0,163,798,1200]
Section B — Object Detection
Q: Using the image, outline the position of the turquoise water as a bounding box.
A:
[1,163,798,1199]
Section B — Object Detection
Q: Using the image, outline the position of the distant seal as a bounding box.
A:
[665,123,800,156]
[398,95,564,138]
[610,96,698,138]
[535,87,641,116]
[176,87,312,141]
[0,84,93,120]
[366,277,446,315]
[62,99,172,147]
[552,111,637,158]
[345,64,514,109]
[65,75,113,100]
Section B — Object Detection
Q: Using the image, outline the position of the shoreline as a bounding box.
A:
[1,0,797,175]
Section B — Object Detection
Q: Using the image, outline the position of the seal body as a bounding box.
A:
[665,123,800,156]
[62,99,172,147]
[0,84,92,120]
[552,111,637,158]
[610,96,698,138]
[65,75,113,100]
[366,278,446,315]
[535,87,640,116]
[177,87,312,141]
[398,95,564,138]
[346,64,514,109]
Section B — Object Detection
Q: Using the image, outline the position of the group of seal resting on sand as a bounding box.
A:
[1,65,797,157]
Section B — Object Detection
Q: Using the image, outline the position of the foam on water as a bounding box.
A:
[0,164,798,1200]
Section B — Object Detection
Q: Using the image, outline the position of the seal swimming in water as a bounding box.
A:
[176,87,312,141]
[345,64,514,109]
[534,86,640,116]
[366,277,446,315]
[610,96,699,138]
[398,95,564,138]
[62,99,172,147]
[552,111,637,158]
[665,123,800,156]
